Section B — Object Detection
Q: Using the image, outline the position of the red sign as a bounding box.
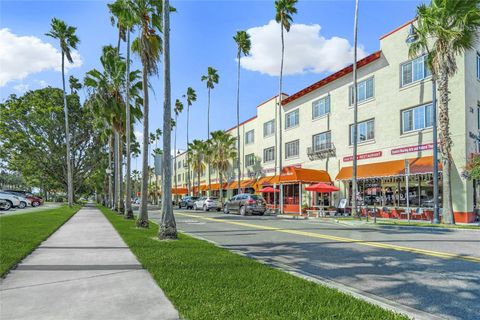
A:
[391,143,433,155]
[343,151,382,162]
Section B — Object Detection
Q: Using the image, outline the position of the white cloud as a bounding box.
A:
[242,20,367,76]
[0,28,83,87]
[36,80,48,88]
[13,83,29,93]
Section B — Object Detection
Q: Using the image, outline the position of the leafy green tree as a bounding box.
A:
[201,67,219,195]
[183,87,197,195]
[68,75,82,94]
[274,0,297,212]
[0,88,103,200]
[131,0,163,228]
[409,0,480,224]
[46,18,80,207]
[188,140,207,197]
[209,130,237,206]
[233,30,251,196]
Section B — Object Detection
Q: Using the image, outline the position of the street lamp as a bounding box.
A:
[406,23,440,224]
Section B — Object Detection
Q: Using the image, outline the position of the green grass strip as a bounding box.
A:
[100,205,408,320]
[0,205,81,277]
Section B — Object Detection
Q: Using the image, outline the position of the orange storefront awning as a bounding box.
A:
[172,187,188,195]
[240,179,256,188]
[279,167,331,184]
[335,156,441,180]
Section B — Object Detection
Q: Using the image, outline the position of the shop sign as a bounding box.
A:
[391,143,433,155]
[343,151,382,162]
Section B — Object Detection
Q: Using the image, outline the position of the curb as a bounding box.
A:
[333,219,480,232]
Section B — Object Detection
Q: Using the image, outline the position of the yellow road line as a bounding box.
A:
[176,212,480,263]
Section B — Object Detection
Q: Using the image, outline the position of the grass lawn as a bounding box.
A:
[336,217,480,230]
[0,205,81,276]
[100,205,408,320]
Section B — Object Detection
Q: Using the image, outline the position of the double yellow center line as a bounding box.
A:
[177,212,480,263]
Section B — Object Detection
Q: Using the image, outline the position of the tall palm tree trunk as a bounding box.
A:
[61,51,74,207]
[207,88,211,195]
[352,0,359,217]
[438,71,454,224]
[117,132,124,214]
[108,134,114,208]
[113,130,119,211]
[219,173,224,206]
[277,17,285,214]
[236,51,241,196]
[159,0,177,239]
[125,30,133,219]
[137,65,150,228]
[174,114,178,204]
[187,106,191,195]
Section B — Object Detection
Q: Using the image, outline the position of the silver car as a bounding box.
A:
[193,196,221,211]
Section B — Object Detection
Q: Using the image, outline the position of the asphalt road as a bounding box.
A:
[146,208,480,320]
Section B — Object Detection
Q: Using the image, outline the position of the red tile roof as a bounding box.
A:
[281,51,382,106]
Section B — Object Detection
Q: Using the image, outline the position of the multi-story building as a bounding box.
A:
[170,20,480,223]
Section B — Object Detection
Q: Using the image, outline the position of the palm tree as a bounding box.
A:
[233,30,251,196]
[409,0,480,224]
[188,140,207,197]
[69,75,82,94]
[46,18,80,207]
[159,0,176,239]
[201,67,219,196]
[274,0,297,213]
[209,130,237,206]
[183,87,197,196]
[131,0,162,228]
[108,0,137,218]
[173,99,184,204]
[352,0,360,218]
[84,45,142,214]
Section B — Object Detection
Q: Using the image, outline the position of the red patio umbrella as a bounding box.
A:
[259,186,280,193]
[305,183,340,193]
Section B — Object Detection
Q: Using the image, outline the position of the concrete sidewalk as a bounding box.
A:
[0,204,179,320]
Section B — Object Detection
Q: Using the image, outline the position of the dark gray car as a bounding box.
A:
[178,196,199,209]
[223,193,266,216]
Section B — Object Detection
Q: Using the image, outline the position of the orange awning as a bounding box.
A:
[171,187,188,195]
[200,185,208,191]
[335,156,441,180]
[279,167,331,184]
[240,179,256,188]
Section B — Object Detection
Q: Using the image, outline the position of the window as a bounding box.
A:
[245,130,254,144]
[263,120,275,137]
[349,77,374,105]
[263,147,275,162]
[350,119,375,144]
[285,140,299,159]
[245,153,255,166]
[478,102,480,130]
[313,131,331,151]
[312,96,330,119]
[285,109,299,129]
[401,55,431,87]
[402,104,433,133]
[477,52,480,80]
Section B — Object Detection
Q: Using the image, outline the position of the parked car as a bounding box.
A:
[2,191,31,208]
[178,196,199,209]
[193,197,221,211]
[0,191,21,210]
[223,193,266,216]
[3,190,43,207]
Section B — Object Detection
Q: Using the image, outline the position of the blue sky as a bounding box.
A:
[0,0,424,170]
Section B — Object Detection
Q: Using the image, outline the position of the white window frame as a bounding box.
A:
[245,153,255,167]
[312,131,331,152]
[263,120,275,137]
[401,103,433,134]
[401,55,431,87]
[285,140,299,159]
[349,119,375,145]
[285,109,299,129]
[263,147,275,163]
[245,130,254,144]
[349,77,374,105]
[312,95,330,119]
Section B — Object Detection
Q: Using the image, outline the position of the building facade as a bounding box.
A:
[170,20,480,223]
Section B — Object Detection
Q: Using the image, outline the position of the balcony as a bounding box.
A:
[307,143,336,160]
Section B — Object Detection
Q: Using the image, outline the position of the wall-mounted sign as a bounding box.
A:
[343,151,382,162]
[391,143,433,155]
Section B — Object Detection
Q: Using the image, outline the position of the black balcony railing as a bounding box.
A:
[307,142,335,160]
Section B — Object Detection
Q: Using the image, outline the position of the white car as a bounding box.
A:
[0,192,22,210]
[193,197,221,211]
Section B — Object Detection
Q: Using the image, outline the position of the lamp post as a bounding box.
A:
[406,23,440,223]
